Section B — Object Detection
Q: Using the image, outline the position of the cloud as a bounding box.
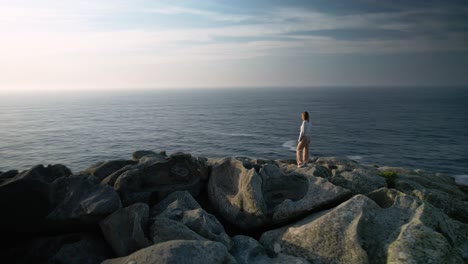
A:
[144,6,253,22]
[1,0,467,90]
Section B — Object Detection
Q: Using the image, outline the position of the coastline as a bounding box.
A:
[1,150,467,263]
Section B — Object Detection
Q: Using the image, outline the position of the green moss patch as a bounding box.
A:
[379,171,398,179]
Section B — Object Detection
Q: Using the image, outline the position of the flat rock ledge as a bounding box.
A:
[0,151,467,264]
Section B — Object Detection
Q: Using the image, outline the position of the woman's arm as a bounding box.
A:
[298,121,305,141]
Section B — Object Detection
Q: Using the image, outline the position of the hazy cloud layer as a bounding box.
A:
[0,0,467,91]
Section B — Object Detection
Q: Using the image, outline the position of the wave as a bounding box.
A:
[202,130,257,138]
[347,155,364,161]
[453,175,468,187]
[282,140,297,152]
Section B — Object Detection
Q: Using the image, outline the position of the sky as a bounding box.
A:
[1,0,468,93]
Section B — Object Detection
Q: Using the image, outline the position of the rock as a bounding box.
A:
[12,164,72,184]
[208,158,351,230]
[315,157,359,174]
[99,203,151,257]
[150,190,201,216]
[0,174,52,233]
[47,175,122,229]
[208,158,267,230]
[280,159,388,195]
[81,160,136,181]
[260,195,374,264]
[132,150,166,161]
[101,164,136,186]
[114,153,209,206]
[0,164,72,233]
[368,189,468,263]
[380,166,468,223]
[234,157,277,172]
[150,191,231,248]
[411,188,468,223]
[260,189,468,264]
[101,240,236,264]
[330,167,387,195]
[277,162,333,179]
[261,164,351,225]
[381,167,464,196]
[3,232,114,264]
[0,169,18,180]
[230,235,310,264]
[150,217,208,244]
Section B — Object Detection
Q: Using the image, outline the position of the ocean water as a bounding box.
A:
[0,87,467,181]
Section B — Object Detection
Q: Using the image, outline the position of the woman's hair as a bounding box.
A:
[302,111,309,121]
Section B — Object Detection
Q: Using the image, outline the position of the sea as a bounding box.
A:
[0,87,467,185]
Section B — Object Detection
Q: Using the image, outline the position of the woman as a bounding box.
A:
[296,111,311,167]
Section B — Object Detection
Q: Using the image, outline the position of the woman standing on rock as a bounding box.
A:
[297,111,311,168]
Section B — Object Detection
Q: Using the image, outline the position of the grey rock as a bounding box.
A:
[380,166,468,223]
[260,189,468,264]
[132,150,166,161]
[114,153,209,206]
[0,169,18,180]
[101,240,236,264]
[151,191,231,248]
[150,217,208,244]
[81,160,136,181]
[4,232,113,264]
[0,164,71,232]
[207,158,267,230]
[207,158,351,230]
[12,164,72,184]
[101,164,136,186]
[278,162,333,179]
[231,235,310,264]
[150,190,201,216]
[280,159,387,195]
[330,167,387,195]
[100,203,152,257]
[47,175,122,228]
[261,164,352,225]
[315,157,359,174]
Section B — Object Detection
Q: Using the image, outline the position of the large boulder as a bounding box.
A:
[101,240,236,264]
[283,158,387,195]
[2,232,114,264]
[150,217,208,244]
[207,158,267,230]
[277,162,333,179]
[315,157,360,174]
[207,158,351,230]
[46,175,122,229]
[260,189,468,264]
[132,150,167,161]
[261,164,351,225]
[380,166,468,223]
[113,152,209,206]
[329,167,387,195]
[150,191,231,248]
[0,164,72,233]
[230,235,310,264]
[99,203,152,257]
[81,160,136,181]
[0,169,18,180]
[9,164,71,183]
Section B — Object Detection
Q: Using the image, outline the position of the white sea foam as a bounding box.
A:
[204,130,257,137]
[347,155,364,160]
[282,140,297,152]
[453,175,468,187]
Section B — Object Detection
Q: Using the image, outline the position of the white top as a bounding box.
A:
[298,120,311,141]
